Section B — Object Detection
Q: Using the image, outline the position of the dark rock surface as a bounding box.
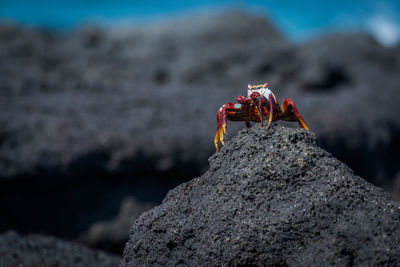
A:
[121,124,400,266]
[0,231,119,267]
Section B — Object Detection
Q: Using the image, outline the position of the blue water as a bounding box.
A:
[1,0,399,45]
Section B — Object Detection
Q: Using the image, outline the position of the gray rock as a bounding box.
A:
[121,124,400,266]
[0,231,120,267]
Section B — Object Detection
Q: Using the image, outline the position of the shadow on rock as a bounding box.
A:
[0,231,119,267]
[0,173,188,250]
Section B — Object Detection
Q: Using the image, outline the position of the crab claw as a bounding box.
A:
[214,123,226,151]
[214,105,227,151]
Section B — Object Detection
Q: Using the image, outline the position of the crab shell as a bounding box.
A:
[247,83,272,98]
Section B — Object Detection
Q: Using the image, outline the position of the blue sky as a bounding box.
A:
[0,0,399,45]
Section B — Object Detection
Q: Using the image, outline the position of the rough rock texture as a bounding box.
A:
[79,197,155,254]
[121,124,400,266]
[0,11,399,189]
[0,231,119,267]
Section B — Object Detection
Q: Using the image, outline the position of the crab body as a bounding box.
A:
[214,82,309,150]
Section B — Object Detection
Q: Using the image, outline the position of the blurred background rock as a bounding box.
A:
[0,0,399,259]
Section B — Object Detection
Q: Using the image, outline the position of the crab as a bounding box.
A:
[214,82,310,151]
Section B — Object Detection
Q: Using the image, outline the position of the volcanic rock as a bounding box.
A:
[0,231,119,267]
[121,124,400,266]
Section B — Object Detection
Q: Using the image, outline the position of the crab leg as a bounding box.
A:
[214,101,251,150]
[256,97,265,127]
[236,95,252,105]
[280,98,310,130]
[214,105,227,151]
[265,94,276,130]
[236,95,252,129]
[253,94,275,129]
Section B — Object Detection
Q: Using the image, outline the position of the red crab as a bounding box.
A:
[214,82,310,151]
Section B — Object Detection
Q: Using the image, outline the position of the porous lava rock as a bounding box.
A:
[0,231,119,267]
[121,124,400,266]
